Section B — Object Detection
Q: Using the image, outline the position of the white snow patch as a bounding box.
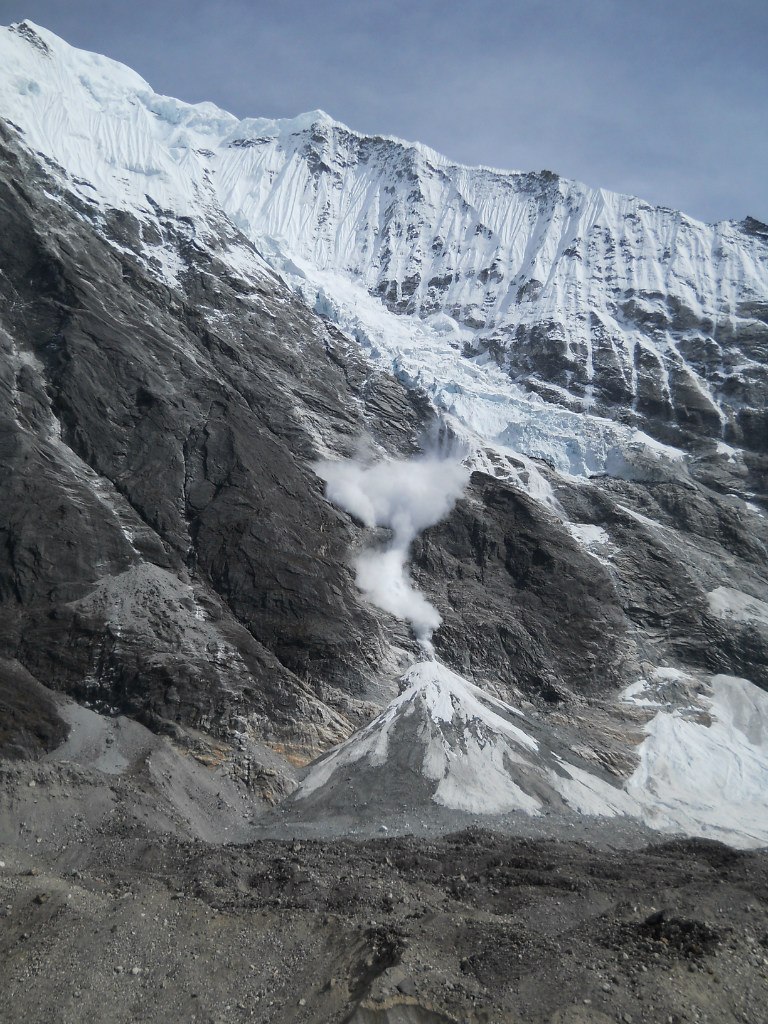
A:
[707,587,768,627]
[567,524,610,547]
[621,680,666,709]
[627,674,768,847]
[653,667,691,681]
[716,441,739,461]
[551,757,636,817]
[565,523,615,567]
[630,430,686,461]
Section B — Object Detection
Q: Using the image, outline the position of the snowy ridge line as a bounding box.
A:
[0,21,746,227]
[1,20,766,472]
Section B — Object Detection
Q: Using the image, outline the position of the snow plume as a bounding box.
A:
[317,454,469,647]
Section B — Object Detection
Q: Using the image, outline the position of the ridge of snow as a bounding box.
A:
[2,22,765,482]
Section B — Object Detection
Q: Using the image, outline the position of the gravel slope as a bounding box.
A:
[2,819,768,1024]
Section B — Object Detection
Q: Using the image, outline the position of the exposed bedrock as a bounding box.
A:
[413,474,631,698]
[554,468,768,690]
[0,659,69,760]
[415,464,768,700]
[0,125,430,757]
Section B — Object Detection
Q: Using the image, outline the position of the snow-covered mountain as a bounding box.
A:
[1,21,767,849]
[1,20,766,475]
[214,112,768,454]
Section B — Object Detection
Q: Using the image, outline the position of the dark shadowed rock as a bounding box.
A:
[413,473,630,698]
[0,659,69,759]
[0,121,430,759]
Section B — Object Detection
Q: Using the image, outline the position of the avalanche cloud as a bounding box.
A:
[316,455,469,643]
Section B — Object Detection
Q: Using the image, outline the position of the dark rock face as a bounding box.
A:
[412,453,768,702]
[413,474,630,697]
[0,659,68,759]
[0,122,430,757]
[554,467,768,691]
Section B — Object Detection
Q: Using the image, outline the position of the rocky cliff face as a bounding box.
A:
[0,118,432,778]
[0,21,767,845]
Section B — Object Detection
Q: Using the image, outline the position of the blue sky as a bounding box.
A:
[2,0,766,222]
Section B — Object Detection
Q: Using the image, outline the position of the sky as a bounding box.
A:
[1,0,766,223]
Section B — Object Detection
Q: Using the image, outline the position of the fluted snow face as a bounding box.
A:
[2,20,766,458]
[217,116,757,333]
[214,118,768,446]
